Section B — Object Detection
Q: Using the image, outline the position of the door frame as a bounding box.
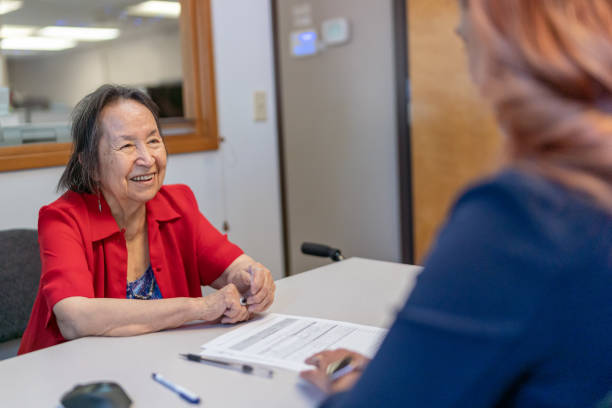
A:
[394,0,414,263]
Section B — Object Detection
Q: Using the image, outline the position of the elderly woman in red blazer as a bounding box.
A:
[19,84,275,354]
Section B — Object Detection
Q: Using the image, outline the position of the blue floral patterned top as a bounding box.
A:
[126,265,163,300]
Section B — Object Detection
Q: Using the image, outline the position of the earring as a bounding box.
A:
[97,188,102,213]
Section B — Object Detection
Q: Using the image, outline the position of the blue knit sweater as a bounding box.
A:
[322,169,612,407]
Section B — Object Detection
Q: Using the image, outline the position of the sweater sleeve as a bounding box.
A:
[320,180,565,408]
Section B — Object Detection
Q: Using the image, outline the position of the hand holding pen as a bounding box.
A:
[239,265,253,307]
[300,348,370,394]
[238,263,276,313]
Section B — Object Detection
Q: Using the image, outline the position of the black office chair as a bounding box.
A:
[0,229,40,359]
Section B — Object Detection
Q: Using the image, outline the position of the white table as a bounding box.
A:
[0,258,421,407]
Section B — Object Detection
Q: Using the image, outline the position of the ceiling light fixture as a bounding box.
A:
[0,0,22,16]
[0,25,36,38]
[1,36,76,51]
[38,26,120,41]
[125,1,181,18]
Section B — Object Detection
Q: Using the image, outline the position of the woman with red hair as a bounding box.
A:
[301,1,612,406]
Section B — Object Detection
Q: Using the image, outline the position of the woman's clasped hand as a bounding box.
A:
[205,257,276,324]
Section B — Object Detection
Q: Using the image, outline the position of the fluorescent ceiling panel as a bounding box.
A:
[0,1,22,16]
[38,26,120,41]
[125,1,181,18]
[0,25,36,38]
[1,36,76,51]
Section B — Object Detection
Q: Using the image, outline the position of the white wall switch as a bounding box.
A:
[253,90,267,122]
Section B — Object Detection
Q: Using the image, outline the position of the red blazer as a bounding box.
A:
[19,184,243,354]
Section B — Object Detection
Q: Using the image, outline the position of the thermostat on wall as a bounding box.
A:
[290,29,318,57]
[322,18,350,46]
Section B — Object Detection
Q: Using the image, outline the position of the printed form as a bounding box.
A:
[200,313,387,371]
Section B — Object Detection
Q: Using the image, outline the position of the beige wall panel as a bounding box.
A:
[409,0,501,262]
[277,0,401,274]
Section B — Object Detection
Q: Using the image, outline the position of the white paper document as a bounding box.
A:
[200,313,387,371]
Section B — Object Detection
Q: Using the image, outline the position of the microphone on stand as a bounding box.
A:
[301,242,345,262]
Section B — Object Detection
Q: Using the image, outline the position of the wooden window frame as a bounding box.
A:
[0,0,219,172]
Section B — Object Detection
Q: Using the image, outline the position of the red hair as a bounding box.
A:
[466,0,612,209]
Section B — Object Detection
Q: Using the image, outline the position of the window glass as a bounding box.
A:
[0,0,185,146]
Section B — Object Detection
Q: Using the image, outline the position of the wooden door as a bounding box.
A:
[408,0,502,262]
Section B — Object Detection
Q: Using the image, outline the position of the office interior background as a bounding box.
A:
[0,0,501,279]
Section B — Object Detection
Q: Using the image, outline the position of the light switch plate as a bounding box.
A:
[253,91,267,122]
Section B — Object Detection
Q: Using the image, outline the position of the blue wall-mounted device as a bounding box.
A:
[290,29,318,57]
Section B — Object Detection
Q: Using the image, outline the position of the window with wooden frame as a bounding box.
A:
[0,0,219,172]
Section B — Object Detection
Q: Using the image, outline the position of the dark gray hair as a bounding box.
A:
[58,84,161,193]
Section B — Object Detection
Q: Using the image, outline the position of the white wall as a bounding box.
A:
[0,0,285,279]
[210,0,284,279]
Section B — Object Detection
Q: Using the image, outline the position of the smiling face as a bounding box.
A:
[96,98,166,214]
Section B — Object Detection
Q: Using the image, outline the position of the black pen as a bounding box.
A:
[180,353,274,378]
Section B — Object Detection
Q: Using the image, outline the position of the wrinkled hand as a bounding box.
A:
[201,283,250,324]
[234,262,276,313]
[300,349,370,394]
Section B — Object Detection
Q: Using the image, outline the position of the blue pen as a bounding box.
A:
[152,372,201,404]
